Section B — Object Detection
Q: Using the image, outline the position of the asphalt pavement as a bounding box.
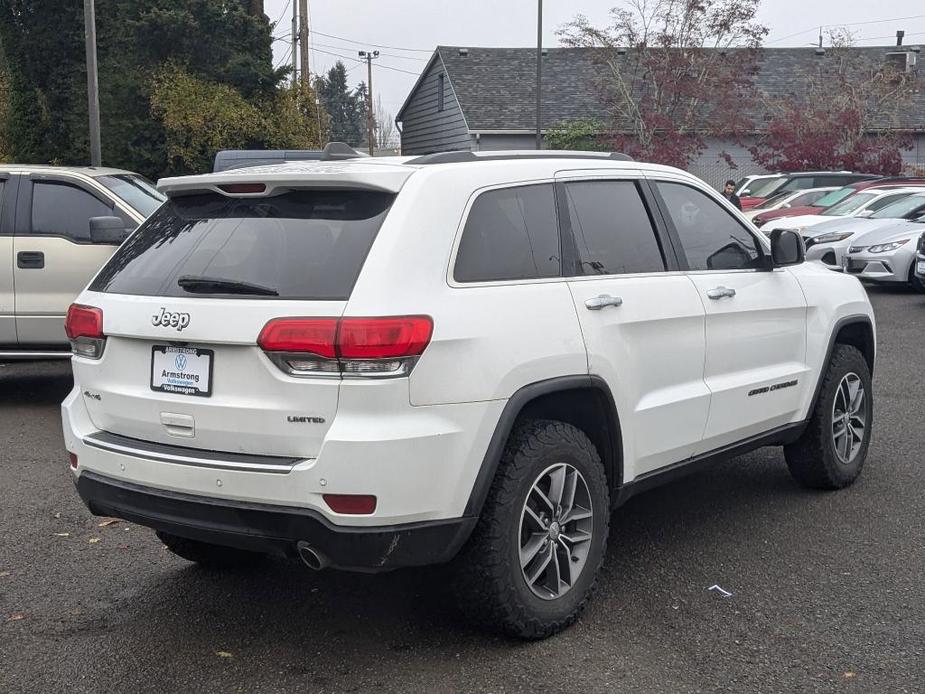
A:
[1,287,923,694]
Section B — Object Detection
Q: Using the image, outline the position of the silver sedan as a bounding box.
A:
[803,192,925,271]
[842,219,925,292]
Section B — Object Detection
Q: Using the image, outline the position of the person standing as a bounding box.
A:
[722,179,742,210]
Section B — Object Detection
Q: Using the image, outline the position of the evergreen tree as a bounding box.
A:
[0,0,296,176]
[316,61,369,148]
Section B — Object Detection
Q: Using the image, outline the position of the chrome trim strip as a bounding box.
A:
[83,434,305,474]
[0,351,72,360]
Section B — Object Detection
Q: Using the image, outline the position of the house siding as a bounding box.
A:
[399,56,472,155]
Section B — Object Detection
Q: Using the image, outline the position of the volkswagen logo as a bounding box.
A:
[175,353,188,371]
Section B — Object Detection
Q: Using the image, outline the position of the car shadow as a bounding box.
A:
[86,449,822,661]
[0,361,73,406]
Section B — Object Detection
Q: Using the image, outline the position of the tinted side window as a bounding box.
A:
[454,184,560,282]
[31,181,112,241]
[866,194,908,212]
[656,182,763,271]
[563,180,665,275]
[780,177,814,192]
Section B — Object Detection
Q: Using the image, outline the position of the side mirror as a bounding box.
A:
[89,216,132,244]
[856,209,874,218]
[769,229,805,267]
[742,189,751,196]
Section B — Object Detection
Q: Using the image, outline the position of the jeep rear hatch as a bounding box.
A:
[72,185,398,458]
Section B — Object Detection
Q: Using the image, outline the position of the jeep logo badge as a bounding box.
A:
[152,307,191,332]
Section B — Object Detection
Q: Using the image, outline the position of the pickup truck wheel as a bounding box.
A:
[454,419,610,639]
[156,531,267,568]
[784,345,872,489]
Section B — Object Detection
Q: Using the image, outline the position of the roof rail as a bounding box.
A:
[319,142,365,161]
[406,151,634,165]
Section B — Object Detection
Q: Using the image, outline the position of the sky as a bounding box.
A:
[263,0,925,125]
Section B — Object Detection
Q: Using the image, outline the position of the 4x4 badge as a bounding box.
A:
[152,307,191,332]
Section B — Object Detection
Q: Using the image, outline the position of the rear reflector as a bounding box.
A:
[65,304,103,339]
[323,494,377,515]
[218,183,266,194]
[68,452,78,470]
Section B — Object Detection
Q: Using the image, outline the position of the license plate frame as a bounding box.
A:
[150,345,214,397]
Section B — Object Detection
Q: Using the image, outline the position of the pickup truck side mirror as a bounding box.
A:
[769,229,805,267]
[89,216,132,245]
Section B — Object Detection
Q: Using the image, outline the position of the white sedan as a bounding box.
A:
[762,187,924,233]
[804,192,925,270]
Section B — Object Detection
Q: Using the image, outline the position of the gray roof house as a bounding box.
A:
[396,45,925,185]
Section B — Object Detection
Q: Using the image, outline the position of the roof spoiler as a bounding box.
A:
[319,142,368,161]
[406,151,634,165]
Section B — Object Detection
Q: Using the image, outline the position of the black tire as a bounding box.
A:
[908,263,925,293]
[454,419,610,640]
[784,345,872,489]
[156,531,267,568]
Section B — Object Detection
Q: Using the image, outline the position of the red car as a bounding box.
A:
[739,171,877,209]
[751,177,925,227]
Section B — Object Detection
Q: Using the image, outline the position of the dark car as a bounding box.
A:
[739,171,879,209]
[916,231,925,282]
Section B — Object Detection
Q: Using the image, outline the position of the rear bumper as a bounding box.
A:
[76,470,476,571]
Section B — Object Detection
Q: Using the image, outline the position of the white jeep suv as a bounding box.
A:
[62,147,876,639]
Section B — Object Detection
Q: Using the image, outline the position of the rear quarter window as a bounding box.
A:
[454,184,560,283]
[90,190,395,300]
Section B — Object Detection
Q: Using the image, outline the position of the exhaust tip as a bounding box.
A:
[296,541,329,571]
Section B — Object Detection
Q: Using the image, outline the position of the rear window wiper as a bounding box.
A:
[178,275,279,296]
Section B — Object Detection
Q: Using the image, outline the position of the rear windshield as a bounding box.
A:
[820,192,877,216]
[89,190,395,300]
[814,187,855,208]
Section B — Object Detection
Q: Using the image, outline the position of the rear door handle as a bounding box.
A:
[584,294,623,310]
[706,286,736,300]
[17,251,44,269]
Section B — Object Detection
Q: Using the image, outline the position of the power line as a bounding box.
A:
[310,29,433,53]
[275,45,292,70]
[310,40,427,62]
[767,13,925,44]
[273,0,291,27]
[310,46,421,75]
[855,30,925,41]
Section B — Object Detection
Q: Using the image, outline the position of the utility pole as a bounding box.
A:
[291,2,298,88]
[83,0,102,166]
[299,0,310,93]
[358,50,379,156]
[535,0,543,150]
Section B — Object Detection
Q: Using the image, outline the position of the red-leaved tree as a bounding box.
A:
[558,0,767,168]
[750,32,917,175]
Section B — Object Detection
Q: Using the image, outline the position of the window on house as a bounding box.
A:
[437,73,445,112]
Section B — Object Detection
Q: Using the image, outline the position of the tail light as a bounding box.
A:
[258,316,433,378]
[65,304,106,359]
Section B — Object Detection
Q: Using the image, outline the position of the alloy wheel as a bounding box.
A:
[831,372,867,465]
[518,463,594,600]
